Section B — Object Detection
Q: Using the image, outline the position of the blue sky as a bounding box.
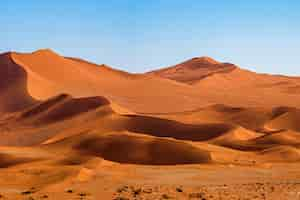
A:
[1,0,300,74]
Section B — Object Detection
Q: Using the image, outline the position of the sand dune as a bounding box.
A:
[19,94,111,124]
[1,99,236,145]
[265,108,300,131]
[252,130,300,146]
[71,133,212,165]
[1,49,300,114]
[10,49,205,113]
[0,146,49,168]
[41,131,212,165]
[123,116,235,141]
[148,56,300,108]
[0,53,36,112]
[208,129,300,152]
[209,126,261,143]
[151,104,273,131]
[147,57,237,84]
[1,49,300,199]
[0,152,36,168]
[259,146,300,162]
[1,49,300,153]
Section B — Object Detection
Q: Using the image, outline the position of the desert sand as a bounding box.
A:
[0,50,300,199]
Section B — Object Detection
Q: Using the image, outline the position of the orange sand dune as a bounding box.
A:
[1,49,300,199]
[258,146,300,162]
[149,57,300,109]
[46,132,212,165]
[265,108,300,131]
[149,104,273,131]
[0,95,236,146]
[10,49,205,113]
[209,126,261,144]
[192,67,300,108]
[148,56,237,84]
[0,53,36,112]
[19,94,110,125]
[0,153,36,168]
[1,50,300,150]
[2,49,300,114]
[207,129,300,152]
[252,130,300,146]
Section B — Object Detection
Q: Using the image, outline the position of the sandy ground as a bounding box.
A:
[0,161,300,199]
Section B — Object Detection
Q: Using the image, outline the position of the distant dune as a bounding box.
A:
[10,49,204,113]
[0,49,299,114]
[147,56,237,84]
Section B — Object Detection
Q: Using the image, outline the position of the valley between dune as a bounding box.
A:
[0,50,300,199]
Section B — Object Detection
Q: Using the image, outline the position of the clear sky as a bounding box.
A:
[1,0,300,75]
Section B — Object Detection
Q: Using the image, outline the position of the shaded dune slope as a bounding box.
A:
[205,128,300,152]
[0,53,36,112]
[49,133,212,165]
[265,108,300,132]
[0,153,37,168]
[153,104,272,131]
[123,115,235,141]
[252,130,300,146]
[155,104,300,132]
[208,133,300,152]
[146,105,300,152]
[0,147,47,168]
[0,94,114,146]
[258,146,300,162]
[15,100,237,144]
[4,95,300,152]
[18,94,111,125]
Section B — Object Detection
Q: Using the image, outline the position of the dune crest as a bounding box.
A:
[8,50,206,113]
[147,56,236,84]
